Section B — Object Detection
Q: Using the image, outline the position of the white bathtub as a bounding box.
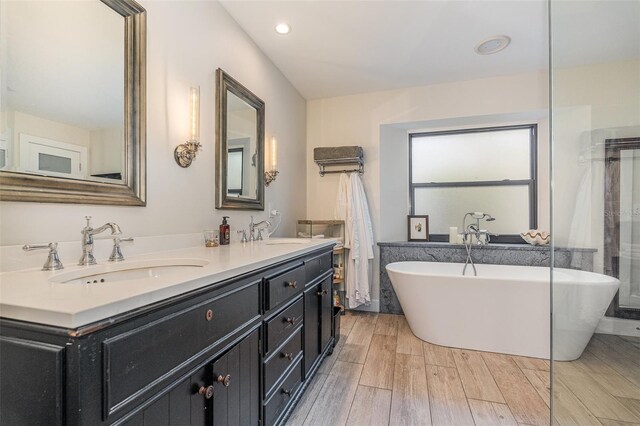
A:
[386,262,620,361]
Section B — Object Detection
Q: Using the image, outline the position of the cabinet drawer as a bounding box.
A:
[266,265,304,311]
[304,252,332,284]
[103,281,261,417]
[264,358,303,426]
[264,328,303,396]
[265,297,303,354]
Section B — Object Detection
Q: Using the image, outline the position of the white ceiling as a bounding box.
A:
[221,0,549,100]
[220,0,640,100]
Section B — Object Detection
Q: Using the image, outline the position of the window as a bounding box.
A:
[409,125,537,243]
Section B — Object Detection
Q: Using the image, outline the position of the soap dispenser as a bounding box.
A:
[220,216,231,245]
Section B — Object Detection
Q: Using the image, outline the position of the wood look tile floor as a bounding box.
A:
[287,312,640,426]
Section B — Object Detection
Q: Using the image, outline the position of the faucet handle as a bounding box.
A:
[85,216,92,225]
[23,243,56,251]
[109,237,134,262]
[237,230,248,243]
[257,229,264,241]
[23,243,64,271]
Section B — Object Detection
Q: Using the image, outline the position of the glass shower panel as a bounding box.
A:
[551,0,640,424]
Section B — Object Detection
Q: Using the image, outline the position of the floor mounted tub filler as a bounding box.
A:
[386,262,619,361]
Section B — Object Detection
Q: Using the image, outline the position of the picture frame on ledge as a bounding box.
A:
[408,215,429,241]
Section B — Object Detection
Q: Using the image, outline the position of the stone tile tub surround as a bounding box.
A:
[378,242,596,314]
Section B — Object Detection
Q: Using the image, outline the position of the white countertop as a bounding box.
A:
[0,238,334,329]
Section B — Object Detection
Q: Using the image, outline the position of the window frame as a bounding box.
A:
[408,124,538,244]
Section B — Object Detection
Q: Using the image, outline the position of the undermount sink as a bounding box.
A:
[49,258,209,285]
[264,238,313,245]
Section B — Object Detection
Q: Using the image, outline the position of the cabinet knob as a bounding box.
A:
[317,290,328,296]
[282,388,294,397]
[285,280,297,289]
[282,352,294,361]
[284,317,296,325]
[205,309,213,321]
[217,374,231,387]
[198,385,214,399]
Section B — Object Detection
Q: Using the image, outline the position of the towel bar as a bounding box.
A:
[313,146,365,177]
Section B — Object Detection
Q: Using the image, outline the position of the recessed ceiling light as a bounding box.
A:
[275,23,291,35]
[474,35,511,55]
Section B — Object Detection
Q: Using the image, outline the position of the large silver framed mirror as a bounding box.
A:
[215,69,265,210]
[0,0,146,206]
[604,137,640,319]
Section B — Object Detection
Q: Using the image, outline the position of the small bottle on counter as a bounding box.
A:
[219,216,231,245]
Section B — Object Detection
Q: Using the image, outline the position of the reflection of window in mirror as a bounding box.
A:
[227,147,244,196]
[409,125,537,242]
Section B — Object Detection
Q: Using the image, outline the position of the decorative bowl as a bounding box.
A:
[521,230,550,246]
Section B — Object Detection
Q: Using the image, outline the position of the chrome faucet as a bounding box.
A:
[461,212,496,276]
[462,212,496,246]
[79,216,122,266]
[248,216,271,241]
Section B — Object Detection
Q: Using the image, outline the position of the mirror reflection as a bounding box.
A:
[215,68,264,210]
[226,91,258,199]
[0,0,125,183]
[617,147,640,310]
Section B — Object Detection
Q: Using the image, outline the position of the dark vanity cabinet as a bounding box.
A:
[302,253,334,379]
[0,245,335,426]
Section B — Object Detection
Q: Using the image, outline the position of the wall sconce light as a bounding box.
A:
[265,135,279,186]
[174,86,201,168]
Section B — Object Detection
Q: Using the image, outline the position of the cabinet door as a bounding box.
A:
[303,284,321,378]
[0,337,65,426]
[211,329,260,426]
[320,276,333,353]
[120,329,259,426]
[119,365,209,426]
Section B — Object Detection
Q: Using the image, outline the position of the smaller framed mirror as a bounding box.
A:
[215,69,265,210]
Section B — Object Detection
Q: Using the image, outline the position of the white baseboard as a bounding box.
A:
[349,299,380,313]
[596,316,640,337]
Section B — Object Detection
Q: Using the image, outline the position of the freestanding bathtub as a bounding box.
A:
[386,262,620,361]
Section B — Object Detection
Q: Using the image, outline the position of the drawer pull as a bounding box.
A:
[284,316,296,325]
[317,290,328,296]
[217,374,231,387]
[284,280,297,289]
[205,309,213,321]
[282,352,294,361]
[282,388,294,397]
[198,385,214,399]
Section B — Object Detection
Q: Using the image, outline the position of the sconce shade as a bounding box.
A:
[270,136,277,170]
[190,86,200,142]
[175,85,202,168]
[265,135,279,186]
